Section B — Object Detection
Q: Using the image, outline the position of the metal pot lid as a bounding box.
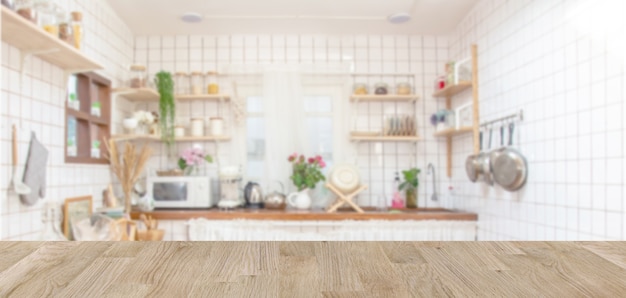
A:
[466,156,478,182]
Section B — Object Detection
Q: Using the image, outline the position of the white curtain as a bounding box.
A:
[262,66,308,188]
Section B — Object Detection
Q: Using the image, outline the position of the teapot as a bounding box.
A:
[287,188,312,210]
[264,181,287,210]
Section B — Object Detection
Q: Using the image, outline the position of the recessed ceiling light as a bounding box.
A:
[387,12,411,24]
[181,12,203,23]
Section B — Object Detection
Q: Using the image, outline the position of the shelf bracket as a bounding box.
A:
[19,49,59,74]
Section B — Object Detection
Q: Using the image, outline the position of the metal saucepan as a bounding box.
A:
[492,123,528,191]
[479,128,494,186]
[465,130,483,182]
[488,125,506,181]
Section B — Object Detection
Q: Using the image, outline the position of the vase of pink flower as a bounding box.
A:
[178,147,213,176]
[286,153,326,210]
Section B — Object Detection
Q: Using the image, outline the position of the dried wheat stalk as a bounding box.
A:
[105,139,152,213]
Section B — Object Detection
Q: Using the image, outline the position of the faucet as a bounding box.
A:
[427,163,438,201]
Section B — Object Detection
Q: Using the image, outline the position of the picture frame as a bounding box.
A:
[63,196,93,241]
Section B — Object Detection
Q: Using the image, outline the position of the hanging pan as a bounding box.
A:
[492,123,528,191]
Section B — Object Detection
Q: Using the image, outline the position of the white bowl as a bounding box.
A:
[123,118,138,131]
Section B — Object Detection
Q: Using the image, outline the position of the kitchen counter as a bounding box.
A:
[1,242,625,296]
[129,207,477,221]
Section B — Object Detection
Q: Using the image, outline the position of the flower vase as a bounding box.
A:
[287,188,312,210]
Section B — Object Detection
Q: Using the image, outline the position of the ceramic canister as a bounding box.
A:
[210,117,224,136]
[190,118,204,136]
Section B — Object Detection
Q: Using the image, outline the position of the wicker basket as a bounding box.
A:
[156,169,183,177]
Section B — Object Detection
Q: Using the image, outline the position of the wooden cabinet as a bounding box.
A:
[65,72,111,164]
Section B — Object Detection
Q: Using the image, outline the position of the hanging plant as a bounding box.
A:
[154,71,175,155]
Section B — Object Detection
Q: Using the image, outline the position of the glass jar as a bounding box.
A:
[374,82,388,95]
[14,0,37,23]
[190,71,203,95]
[396,82,412,95]
[207,71,219,94]
[58,11,72,45]
[70,11,83,50]
[129,64,147,88]
[353,83,368,95]
[36,1,61,36]
[174,72,188,95]
[434,75,446,91]
[174,126,185,138]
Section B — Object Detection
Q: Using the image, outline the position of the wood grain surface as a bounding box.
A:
[129,207,478,221]
[1,242,626,297]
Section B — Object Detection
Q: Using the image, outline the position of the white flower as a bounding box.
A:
[133,110,155,125]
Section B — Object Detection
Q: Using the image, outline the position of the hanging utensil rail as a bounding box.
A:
[480,110,523,127]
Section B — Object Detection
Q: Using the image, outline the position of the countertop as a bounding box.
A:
[129,207,478,221]
[1,242,625,296]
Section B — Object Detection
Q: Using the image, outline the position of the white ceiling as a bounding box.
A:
[106,0,478,35]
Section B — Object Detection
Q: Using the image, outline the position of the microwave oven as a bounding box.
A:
[147,176,213,209]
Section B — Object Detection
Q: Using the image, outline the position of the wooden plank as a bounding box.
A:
[432,81,472,98]
[176,94,231,102]
[446,97,452,178]
[349,136,421,142]
[112,88,160,103]
[129,208,479,221]
[434,126,474,137]
[1,7,102,71]
[472,44,480,154]
[1,242,626,296]
[349,94,418,102]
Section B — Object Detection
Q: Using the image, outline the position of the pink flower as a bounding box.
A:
[299,155,305,163]
[308,158,315,164]
[288,152,297,162]
[315,155,322,162]
[319,161,326,168]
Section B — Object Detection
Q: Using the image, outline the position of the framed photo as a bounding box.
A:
[63,196,93,240]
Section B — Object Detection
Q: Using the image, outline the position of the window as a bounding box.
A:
[65,72,111,164]
[246,96,265,180]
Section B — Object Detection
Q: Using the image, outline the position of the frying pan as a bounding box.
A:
[479,128,494,186]
[488,125,506,180]
[492,123,528,191]
[465,131,483,182]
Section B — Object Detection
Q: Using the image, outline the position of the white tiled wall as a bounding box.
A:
[445,0,626,240]
[134,34,451,208]
[0,0,134,240]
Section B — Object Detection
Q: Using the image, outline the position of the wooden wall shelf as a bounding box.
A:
[350,136,421,142]
[112,88,160,103]
[434,127,474,138]
[439,45,480,178]
[432,81,472,98]
[176,94,231,102]
[130,207,478,221]
[111,135,231,142]
[1,7,102,72]
[350,94,418,102]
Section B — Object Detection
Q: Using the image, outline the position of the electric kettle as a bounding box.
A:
[244,182,263,208]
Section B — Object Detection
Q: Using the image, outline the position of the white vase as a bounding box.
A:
[287,188,312,210]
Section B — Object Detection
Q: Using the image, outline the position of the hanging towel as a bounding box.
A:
[20,132,48,206]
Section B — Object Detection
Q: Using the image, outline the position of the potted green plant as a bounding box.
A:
[154,71,175,155]
[90,101,101,117]
[399,167,420,209]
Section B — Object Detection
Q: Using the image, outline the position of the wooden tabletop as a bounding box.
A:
[129,207,478,221]
[1,242,626,297]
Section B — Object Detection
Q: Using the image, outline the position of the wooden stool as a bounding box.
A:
[326,183,367,213]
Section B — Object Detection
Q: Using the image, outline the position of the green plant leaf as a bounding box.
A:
[178,158,186,170]
[204,155,213,163]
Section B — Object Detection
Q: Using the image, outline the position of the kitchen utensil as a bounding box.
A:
[481,128,494,186]
[489,125,507,175]
[328,163,360,194]
[11,125,31,195]
[244,181,263,208]
[465,130,483,182]
[264,181,287,210]
[492,123,528,191]
[20,132,48,205]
